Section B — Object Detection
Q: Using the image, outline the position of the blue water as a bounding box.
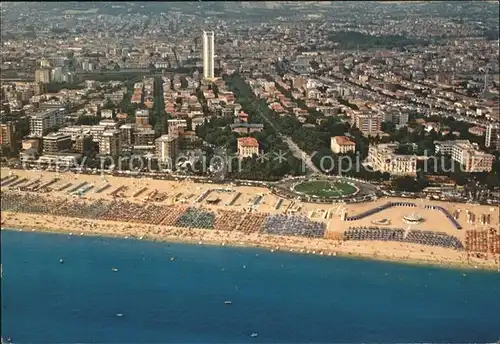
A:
[1,230,500,343]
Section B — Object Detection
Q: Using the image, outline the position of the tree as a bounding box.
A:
[102,99,114,110]
[484,174,500,191]
[309,60,320,70]
[451,171,468,186]
[392,176,421,192]
[76,115,101,126]
[381,121,396,134]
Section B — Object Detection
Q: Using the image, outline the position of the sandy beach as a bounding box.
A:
[2,211,497,271]
[1,167,499,270]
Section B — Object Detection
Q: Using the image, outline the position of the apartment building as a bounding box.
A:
[34,82,48,96]
[99,130,121,156]
[395,112,409,127]
[0,122,15,149]
[485,123,500,150]
[134,129,155,146]
[353,113,382,137]
[29,108,66,137]
[119,124,136,147]
[135,109,150,128]
[167,119,188,137]
[101,109,113,119]
[50,67,63,83]
[74,135,93,153]
[58,121,118,143]
[191,117,206,131]
[22,138,41,152]
[35,69,51,84]
[42,132,72,154]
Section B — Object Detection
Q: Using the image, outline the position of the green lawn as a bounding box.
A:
[294,180,357,198]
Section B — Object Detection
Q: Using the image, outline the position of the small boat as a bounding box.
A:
[224,300,232,305]
[250,333,258,338]
[59,259,64,264]
[116,313,124,317]
[170,257,175,262]
[112,268,119,272]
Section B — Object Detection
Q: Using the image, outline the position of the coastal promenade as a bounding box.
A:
[1,168,499,270]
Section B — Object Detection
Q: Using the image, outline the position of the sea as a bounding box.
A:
[2,230,500,344]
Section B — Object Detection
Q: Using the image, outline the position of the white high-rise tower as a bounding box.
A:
[485,123,500,150]
[202,30,215,80]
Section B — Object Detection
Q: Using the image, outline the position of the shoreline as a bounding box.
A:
[2,211,498,272]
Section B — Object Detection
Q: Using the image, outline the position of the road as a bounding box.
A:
[281,135,322,174]
[76,69,151,75]
[251,103,322,175]
[75,66,204,76]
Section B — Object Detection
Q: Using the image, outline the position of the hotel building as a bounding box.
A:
[155,135,178,166]
[367,143,418,176]
[434,140,470,155]
[99,130,121,156]
[237,137,259,158]
[330,136,356,154]
[451,141,494,172]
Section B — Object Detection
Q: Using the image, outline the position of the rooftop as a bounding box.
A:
[43,132,71,140]
[102,130,120,136]
[230,123,264,129]
[156,135,176,142]
[332,136,356,146]
[237,136,259,147]
[31,108,64,118]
